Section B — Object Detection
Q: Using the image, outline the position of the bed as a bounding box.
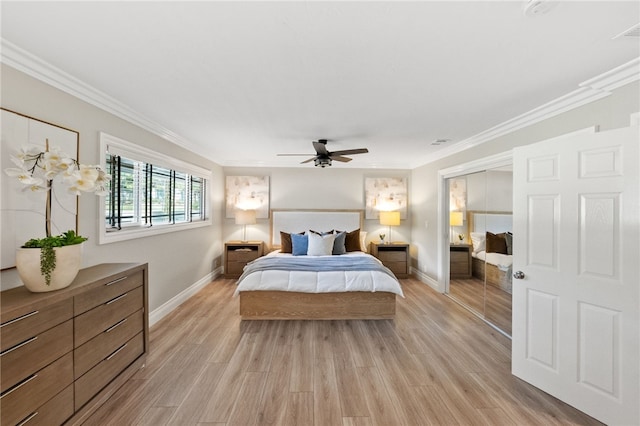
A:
[235,209,404,320]
[467,211,513,294]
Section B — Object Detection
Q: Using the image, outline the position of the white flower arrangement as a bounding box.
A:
[5,145,110,197]
[4,143,111,286]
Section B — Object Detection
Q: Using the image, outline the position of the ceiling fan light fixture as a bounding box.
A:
[314,157,332,168]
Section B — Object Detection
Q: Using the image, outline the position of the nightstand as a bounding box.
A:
[224,241,264,278]
[369,242,410,278]
[450,244,472,279]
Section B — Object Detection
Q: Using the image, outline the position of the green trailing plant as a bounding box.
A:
[22,231,88,285]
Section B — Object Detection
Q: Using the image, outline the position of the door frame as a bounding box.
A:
[437,151,513,293]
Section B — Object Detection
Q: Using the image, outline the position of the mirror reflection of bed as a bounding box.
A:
[449,211,512,335]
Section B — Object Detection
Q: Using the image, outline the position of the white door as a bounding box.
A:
[512,125,639,425]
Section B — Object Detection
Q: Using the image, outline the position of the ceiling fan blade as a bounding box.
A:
[330,148,369,156]
[300,157,317,164]
[330,155,352,163]
[277,154,313,156]
[313,141,329,155]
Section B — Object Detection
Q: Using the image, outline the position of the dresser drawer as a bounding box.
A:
[0,352,73,426]
[75,332,144,410]
[227,250,260,262]
[17,384,74,426]
[0,298,73,352]
[75,309,144,379]
[75,286,144,347]
[1,320,73,393]
[74,270,143,315]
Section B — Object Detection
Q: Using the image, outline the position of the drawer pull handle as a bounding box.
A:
[16,411,38,426]
[0,336,37,357]
[106,343,127,361]
[105,318,127,333]
[0,374,37,399]
[105,276,128,286]
[106,293,128,305]
[0,310,39,328]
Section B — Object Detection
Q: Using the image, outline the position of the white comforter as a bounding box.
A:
[472,250,512,270]
[234,251,404,297]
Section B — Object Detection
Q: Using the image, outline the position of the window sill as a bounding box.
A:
[98,219,211,245]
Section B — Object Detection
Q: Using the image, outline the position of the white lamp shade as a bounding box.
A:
[379,211,400,226]
[449,211,463,227]
[235,209,256,225]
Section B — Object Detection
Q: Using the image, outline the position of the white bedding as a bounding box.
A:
[472,250,512,270]
[234,251,404,297]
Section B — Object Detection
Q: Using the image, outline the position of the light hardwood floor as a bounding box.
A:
[84,277,601,426]
[448,277,513,336]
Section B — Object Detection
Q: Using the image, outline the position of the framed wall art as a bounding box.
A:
[1,108,79,269]
[225,175,270,219]
[364,177,408,219]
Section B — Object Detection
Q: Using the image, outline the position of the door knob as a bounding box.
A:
[513,271,525,280]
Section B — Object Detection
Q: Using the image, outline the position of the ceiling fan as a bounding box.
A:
[277,139,369,168]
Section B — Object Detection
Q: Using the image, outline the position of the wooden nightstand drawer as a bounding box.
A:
[0,298,73,352]
[377,251,407,262]
[1,319,73,393]
[450,245,472,278]
[75,286,144,347]
[228,250,261,262]
[369,242,410,278]
[225,242,264,278]
[0,352,73,426]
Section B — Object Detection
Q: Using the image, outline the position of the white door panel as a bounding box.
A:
[512,125,639,425]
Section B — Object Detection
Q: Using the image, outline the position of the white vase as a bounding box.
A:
[16,244,83,292]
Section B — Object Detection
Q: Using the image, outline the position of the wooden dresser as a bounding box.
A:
[0,263,148,426]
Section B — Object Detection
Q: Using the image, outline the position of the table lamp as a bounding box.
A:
[379,211,400,244]
[235,209,256,242]
[449,211,463,244]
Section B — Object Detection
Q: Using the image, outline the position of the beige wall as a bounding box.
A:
[410,80,639,287]
[1,65,225,313]
[222,167,411,249]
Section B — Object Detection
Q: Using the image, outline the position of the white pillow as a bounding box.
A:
[470,232,486,254]
[307,231,336,256]
[360,231,368,252]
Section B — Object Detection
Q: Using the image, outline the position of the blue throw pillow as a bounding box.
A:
[291,233,308,256]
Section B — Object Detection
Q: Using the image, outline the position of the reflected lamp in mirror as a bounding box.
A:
[449,211,464,244]
[379,210,401,244]
[235,209,256,242]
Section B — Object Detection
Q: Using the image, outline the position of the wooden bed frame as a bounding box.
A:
[238,209,397,320]
[239,291,396,320]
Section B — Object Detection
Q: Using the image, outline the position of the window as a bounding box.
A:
[100,133,212,244]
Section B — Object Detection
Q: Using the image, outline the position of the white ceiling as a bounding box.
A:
[2,1,639,169]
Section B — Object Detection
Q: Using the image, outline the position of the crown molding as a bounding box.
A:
[2,38,637,169]
[412,57,640,167]
[1,39,203,157]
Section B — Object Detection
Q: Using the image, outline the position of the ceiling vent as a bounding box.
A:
[613,23,640,40]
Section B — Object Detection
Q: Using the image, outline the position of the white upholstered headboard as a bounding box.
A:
[271,209,363,247]
[468,211,512,234]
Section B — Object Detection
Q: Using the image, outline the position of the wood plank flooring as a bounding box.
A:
[84,277,601,425]
[449,277,512,336]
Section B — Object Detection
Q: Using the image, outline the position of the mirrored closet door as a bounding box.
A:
[447,167,513,336]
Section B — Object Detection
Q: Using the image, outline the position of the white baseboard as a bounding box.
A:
[411,268,442,293]
[149,267,222,327]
